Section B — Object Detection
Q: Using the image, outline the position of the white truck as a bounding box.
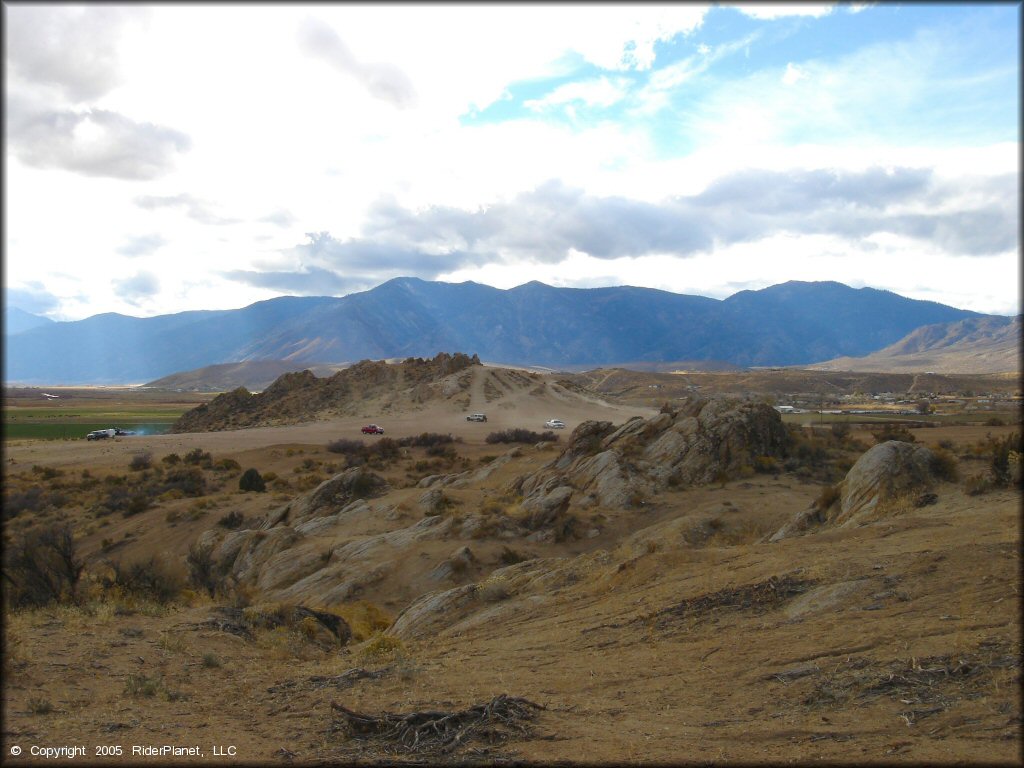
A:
[86,428,117,441]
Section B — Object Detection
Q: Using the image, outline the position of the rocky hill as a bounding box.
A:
[145,360,352,392]
[810,315,1020,373]
[171,352,483,432]
[194,397,791,605]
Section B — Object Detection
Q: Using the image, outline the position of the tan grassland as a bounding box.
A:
[2,367,1020,765]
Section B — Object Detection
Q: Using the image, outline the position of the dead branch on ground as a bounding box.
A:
[330,693,545,755]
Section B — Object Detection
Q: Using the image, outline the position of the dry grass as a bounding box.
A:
[357,632,407,663]
[335,600,392,642]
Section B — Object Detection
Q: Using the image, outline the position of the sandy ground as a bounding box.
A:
[4,366,655,473]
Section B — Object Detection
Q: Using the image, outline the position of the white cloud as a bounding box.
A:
[4,5,149,102]
[782,62,807,85]
[3,4,1018,323]
[731,4,836,20]
[525,77,632,112]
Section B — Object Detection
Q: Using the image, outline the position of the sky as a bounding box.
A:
[4,2,1020,322]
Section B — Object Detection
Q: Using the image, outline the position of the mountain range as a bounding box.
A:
[810,315,1021,374]
[3,278,1014,385]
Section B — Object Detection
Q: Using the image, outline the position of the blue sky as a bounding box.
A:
[4,3,1020,321]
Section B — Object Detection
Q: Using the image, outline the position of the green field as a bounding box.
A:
[2,404,192,441]
[2,422,176,440]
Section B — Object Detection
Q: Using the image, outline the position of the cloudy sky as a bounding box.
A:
[4,3,1020,321]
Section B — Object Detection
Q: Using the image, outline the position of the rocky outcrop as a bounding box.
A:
[417,448,521,489]
[771,440,938,541]
[171,352,482,432]
[263,468,388,529]
[511,398,789,514]
[387,552,613,640]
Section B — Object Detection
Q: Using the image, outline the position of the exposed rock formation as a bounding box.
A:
[511,397,789,513]
[172,352,482,432]
[387,552,613,640]
[770,440,938,541]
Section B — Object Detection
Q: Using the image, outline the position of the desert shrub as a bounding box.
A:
[201,653,221,668]
[27,697,54,715]
[871,424,916,444]
[349,471,378,499]
[183,448,212,467]
[830,422,851,440]
[295,473,326,491]
[122,493,151,517]
[964,473,994,496]
[335,600,392,641]
[3,486,47,519]
[160,467,207,497]
[985,416,1005,427]
[753,455,779,474]
[327,438,365,456]
[929,448,959,482]
[129,452,153,471]
[161,453,181,465]
[396,432,458,448]
[124,673,161,697]
[213,458,241,473]
[988,432,1023,486]
[367,437,401,462]
[185,542,225,598]
[938,439,956,450]
[425,444,457,459]
[156,631,187,653]
[31,465,63,480]
[2,523,84,608]
[217,510,245,529]
[486,429,558,445]
[108,556,184,604]
[358,632,406,661]
[786,427,829,468]
[238,468,266,493]
[814,483,842,511]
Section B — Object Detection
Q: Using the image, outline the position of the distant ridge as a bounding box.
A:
[810,316,1021,374]
[144,360,353,392]
[4,306,54,336]
[5,278,992,384]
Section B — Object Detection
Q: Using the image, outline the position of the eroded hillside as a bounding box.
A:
[172,353,485,432]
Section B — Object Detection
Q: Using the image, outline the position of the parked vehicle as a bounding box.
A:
[361,424,385,435]
[466,413,487,422]
[544,419,566,429]
[86,428,117,441]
